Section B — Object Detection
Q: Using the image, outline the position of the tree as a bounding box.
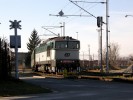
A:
[25,29,41,67]
[0,38,12,80]
[27,29,41,53]
[24,51,31,67]
[102,42,120,69]
[129,54,133,61]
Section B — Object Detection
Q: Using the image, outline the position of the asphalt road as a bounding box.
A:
[2,76,133,100]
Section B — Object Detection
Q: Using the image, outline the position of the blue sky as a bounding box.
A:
[0,0,133,59]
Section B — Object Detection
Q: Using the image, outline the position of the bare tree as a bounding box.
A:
[118,56,130,68]
[128,54,133,61]
[125,54,133,66]
[102,42,120,69]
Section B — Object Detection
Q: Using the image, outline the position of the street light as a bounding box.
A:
[125,15,133,17]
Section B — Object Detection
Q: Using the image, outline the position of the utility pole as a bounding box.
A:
[106,0,109,73]
[83,51,84,67]
[76,32,78,39]
[9,20,21,79]
[97,16,103,72]
[60,22,65,36]
[88,45,91,68]
[63,22,65,36]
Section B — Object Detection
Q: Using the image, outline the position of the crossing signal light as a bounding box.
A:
[9,20,21,30]
[9,20,15,29]
[17,20,21,29]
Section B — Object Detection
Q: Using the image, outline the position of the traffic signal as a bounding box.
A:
[97,16,103,27]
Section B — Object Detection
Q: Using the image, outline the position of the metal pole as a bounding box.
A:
[100,24,103,72]
[9,20,21,79]
[88,45,90,68]
[61,25,62,37]
[14,20,19,79]
[98,29,100,68]
[83,51,84,67]
[60,22,62,36]
[106,0,109,73]
[63,22,65,36]
[76,32,78,39]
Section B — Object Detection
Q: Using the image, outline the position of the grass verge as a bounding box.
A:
[0,79,52,97]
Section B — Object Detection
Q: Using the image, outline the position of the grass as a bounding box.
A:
[0,79,52,97]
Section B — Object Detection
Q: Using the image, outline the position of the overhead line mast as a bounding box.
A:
[106,0,109,73]
[69,0,109,73]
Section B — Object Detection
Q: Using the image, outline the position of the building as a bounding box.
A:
[11,52,28,69]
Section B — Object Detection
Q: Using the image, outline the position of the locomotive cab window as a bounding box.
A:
[55,41,67,49]
[47,46,50,57]
[51,42,54,49]
[55,41,80,49]
[68,41,80,49]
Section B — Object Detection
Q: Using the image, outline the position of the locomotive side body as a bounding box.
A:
[31,36,80,73]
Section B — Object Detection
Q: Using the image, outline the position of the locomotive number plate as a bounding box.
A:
[64,53,70,57]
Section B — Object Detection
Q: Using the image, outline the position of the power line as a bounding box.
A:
[69,0,97,19]
[73,1,105,4]
[41,26,60,37]
[49,14,91,17]
[48,0,100,28]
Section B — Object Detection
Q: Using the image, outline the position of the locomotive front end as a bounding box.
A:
[54,36,80,72]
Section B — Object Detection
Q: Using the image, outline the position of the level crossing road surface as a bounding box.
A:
[2,75,133,100]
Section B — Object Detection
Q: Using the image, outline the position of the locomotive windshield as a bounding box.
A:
[55,41,67,49]
[55,41,80,49]
[68,41,79,49]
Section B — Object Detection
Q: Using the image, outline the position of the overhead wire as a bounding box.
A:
[64,0,102,24]
[43,0,105,36]
[47,0,101,25]
[62,0,102,36]
[41,2,71,35]
[49,1,71,26]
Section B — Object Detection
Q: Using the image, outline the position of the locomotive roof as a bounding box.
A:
[43,36,79,43]
[49,36,78,41]
[36,36,80,49]
[37,36,79,48]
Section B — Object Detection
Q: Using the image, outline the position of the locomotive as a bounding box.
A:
[31,36,80,73]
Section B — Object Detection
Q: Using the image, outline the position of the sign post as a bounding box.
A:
[9,20,21,79]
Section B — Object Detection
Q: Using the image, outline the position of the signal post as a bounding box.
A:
[9,20,21,79]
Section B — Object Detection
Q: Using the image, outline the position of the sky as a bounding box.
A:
[0,0,133,59]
